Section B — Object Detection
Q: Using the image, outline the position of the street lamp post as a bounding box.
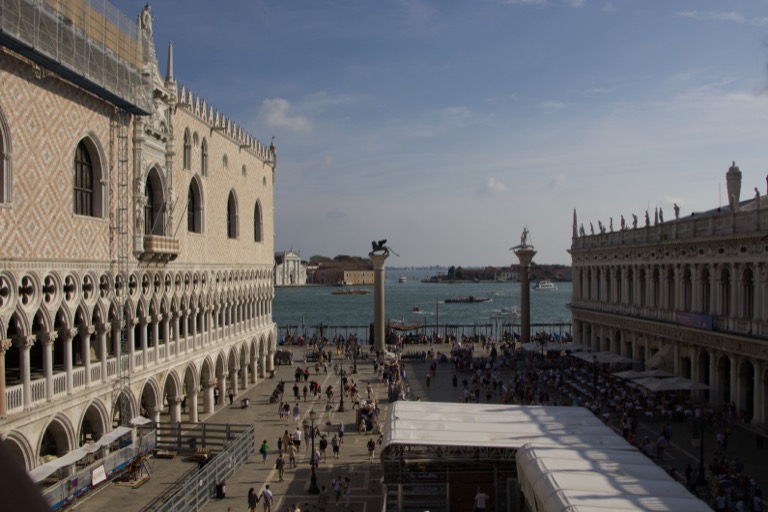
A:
[352,336,358,374]
[308,410,319,494]
[338,369,346,412]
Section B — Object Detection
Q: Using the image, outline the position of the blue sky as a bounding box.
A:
[112,0,768,266]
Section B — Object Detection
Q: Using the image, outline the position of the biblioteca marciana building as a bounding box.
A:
[570,164,768,424]
[0,1,278,472]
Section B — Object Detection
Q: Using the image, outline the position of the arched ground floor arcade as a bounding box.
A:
[573,310,768,424]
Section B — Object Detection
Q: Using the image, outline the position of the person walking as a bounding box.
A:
[293,402,301,423]
[343,476,352,507]
[259,439,270,463]
[319,434,328,461]
[288,441,297,469]
[276,453,286,482]
[293,427,302,450]
[367,437,376,462]
[247,487,259,512]
[337,422,345,444]
[260,485,273,512]
[332,475,343,505]
[474,487,490,512]
[331,433,340,459]
[318,485,329,509]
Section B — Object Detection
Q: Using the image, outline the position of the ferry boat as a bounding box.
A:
[533,280,557,291]
[398,276,407,283]
[332,288,370,295]
[444,296,491,304]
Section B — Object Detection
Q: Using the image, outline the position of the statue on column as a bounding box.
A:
[370,239,398,257]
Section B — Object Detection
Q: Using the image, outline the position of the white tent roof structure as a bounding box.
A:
[382,402,631,452]
[516,445,710,512]
[381,402,709,512]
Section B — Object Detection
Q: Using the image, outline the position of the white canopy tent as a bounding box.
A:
[382,402,631,452]
[27,426,132,483]
[572,351,638,365]
[516,445,710,512]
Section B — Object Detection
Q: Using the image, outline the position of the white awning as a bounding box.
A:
[645,344,674,370]
[28,426,132,483]
[130,416,152,426]
[516,444,711,512]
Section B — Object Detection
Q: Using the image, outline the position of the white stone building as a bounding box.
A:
[0,1,277,471]
[274,250,307,286]
[570,164,768,424]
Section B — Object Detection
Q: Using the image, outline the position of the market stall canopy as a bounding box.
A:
[614,369,676,379]
[572,351,638,365]
[633,376,709,392]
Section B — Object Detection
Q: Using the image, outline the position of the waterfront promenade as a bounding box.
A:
[71,342,766,511]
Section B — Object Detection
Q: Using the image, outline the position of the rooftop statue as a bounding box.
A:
[370,239,398,257]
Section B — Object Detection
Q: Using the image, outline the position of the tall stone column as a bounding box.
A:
[80,326,93,387]
[42,332,55,399]
[98,325,108,383]
[0,339,11,415]
[63,328,75,394]
[250,351,258,384]
[203,381,215,414]
[139,318,148,367]
[753,361,765,424]
[187,387,199,423]
[241,363,249,390]
[18,336,33,408]
[369,252,389,352]
[512,231,536,344]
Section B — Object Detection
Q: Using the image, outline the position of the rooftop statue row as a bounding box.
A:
[572,162,768,238]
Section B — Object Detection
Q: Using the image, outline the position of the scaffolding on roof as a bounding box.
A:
[0,0,152,114]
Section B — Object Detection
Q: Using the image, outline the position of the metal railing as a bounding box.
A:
[43,430,157,510]
[152,425,255,512]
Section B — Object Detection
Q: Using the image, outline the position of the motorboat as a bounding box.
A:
[398,276,407,283]
[533,280,557,291]
[444,296,491,304]
[412,305,421,313]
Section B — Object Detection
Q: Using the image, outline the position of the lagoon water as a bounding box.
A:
[273,269,572,339]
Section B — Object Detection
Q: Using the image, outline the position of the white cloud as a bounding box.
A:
[563,0,585,7]
[601,2,617,12]
[539,100,565,109]
[260,98,312,132]
[502,0,549,6]
[678,11,768,27]
[485,176,508,193]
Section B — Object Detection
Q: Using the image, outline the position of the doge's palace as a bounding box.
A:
[0,1,277,472]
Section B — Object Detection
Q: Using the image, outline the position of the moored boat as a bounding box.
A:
[533,280,557,291]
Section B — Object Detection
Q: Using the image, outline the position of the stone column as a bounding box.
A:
[128,319,137,372]
[250,351,258,384]
[184,385,197,423]
[140,318,149,367]
[17,336,34,408]
[0,339,11,415]
[80,326,93,387]
[169,396,182,434]
[151,406,162,425]
[38,332,55,401]
[513,244,537,344]
[217,374,227,406]
[161,314,170,360]
[151,315,160,362]
[730,355,740,408]
[203,381,215,414]
[369,252,389,352]
[97,325,108,383]
[259,353,266,379]
[241,363,249,391]
[709,349,719,405]
[63,328,75,394]
[230,366,239,397]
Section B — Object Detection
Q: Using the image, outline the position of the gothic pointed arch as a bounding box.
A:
[73,136,107,218]
[227,190,238,239]
[253,200,262,242]
[187,175,204,233]
[200,137,208,176]
[144,167,166,235]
